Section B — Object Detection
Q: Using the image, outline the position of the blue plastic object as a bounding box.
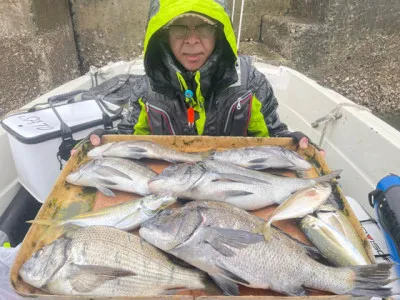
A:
[184,89,194,98]
[369,174,400,275]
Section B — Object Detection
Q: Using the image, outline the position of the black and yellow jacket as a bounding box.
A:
[117,0,288,137]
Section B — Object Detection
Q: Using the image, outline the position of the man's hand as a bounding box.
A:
[279,131,326,157]
[70,128,108,156]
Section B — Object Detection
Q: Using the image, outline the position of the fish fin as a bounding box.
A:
[318,204,337,212]
[211,172,269,184]
[224,190,254,197]
[247,164,268,170]
[209,274,240,296]
[284,285,307,296]
[95,166,132,180]
[69,273,111,293]
[95,185,116,197]
[314,170,342,183]
[70,264,136,292]
[302,244,326,262]
[215,264,251,286]
[27,219,80,234]
[204,226,263,256]
[126,146,148,159]
[248,158,269,164]
[348,263,396,297]
[26,219,60,227]
[113,210,141,230]
[96,178,119,186]
[76,264,136,277]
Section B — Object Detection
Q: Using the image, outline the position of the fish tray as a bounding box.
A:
[11,135,375,300]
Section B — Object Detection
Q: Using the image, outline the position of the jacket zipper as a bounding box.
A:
[223,91,253,134]
[146,103,176,135]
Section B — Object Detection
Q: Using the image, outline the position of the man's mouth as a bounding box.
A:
[184,53,202,62]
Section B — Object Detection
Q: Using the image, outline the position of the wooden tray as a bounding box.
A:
[10,135,375,299]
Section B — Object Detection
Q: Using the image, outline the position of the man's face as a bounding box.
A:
[167,16,217,71]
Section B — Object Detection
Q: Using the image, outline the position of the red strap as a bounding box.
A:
[187,107,195,124]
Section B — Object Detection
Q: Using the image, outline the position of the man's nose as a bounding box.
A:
[184,28,200,44]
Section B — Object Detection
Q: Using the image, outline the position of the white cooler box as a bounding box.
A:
[1,99,121,203]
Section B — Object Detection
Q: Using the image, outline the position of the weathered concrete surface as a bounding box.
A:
[259,0,400,116]
[227,0,291,41]
[70,0,148,73]
[0,0,79,118]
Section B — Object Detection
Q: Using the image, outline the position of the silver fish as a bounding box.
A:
[66,157,156,197]
[203,159,340,199]
[19,226,214,297]
[262,183,332,240]
[182,200,323,259]
[140,206,394,297]
[300,215,370,266]
[87,140,211,163]
[29,194,177,231]
[148,162,339,210]
[316,204,371,263]
[211,146,312,170]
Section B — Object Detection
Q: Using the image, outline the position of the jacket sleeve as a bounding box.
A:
[117,76,151,135]
[248,65,289,137]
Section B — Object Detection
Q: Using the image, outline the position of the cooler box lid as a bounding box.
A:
[1,100,116,144]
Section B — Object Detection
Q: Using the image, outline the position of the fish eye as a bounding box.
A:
[34,249,44,258]
[164,209,173,216]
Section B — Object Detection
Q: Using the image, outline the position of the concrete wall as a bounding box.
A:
[69,0,148,73]
[259,0,400,116]
[0,0,79,118]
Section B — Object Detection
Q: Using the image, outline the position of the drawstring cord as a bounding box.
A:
[176,72,196,128]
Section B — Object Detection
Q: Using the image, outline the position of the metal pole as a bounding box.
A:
[231,0,236,23]
[236,0,245,51]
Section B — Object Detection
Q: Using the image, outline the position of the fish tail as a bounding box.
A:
[26,219,61,227]
[314,169,343,183]
[348,263,397,297]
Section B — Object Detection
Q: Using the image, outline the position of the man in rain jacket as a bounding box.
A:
[91,0,321,151]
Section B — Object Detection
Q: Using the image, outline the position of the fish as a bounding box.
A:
[28,194,177,231]
[182,200,323,260]
[316,204,372,263]
[19,226,216,297]
[211,145,312,171]
[66,157,156,197]
[148,162,340,210]
[87,140,211,163]
[262,183,332,241]
[203,159,340,199]
[140,206,394,297]
[300,215,370,266]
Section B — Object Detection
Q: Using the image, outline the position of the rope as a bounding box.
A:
[311,102,371,147]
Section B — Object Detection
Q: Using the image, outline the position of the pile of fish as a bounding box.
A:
[20,140,396,297]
